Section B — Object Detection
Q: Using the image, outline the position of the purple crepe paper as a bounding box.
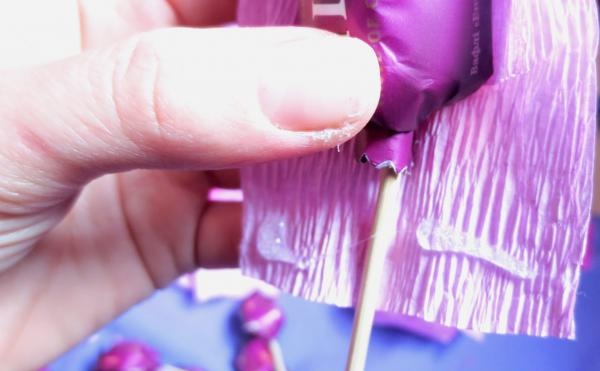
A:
[238,0,598,338]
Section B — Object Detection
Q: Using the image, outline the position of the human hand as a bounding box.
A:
[0,1,380,369]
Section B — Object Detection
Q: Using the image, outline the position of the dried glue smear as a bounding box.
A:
[416,219,535,280]
[256,220,312,269]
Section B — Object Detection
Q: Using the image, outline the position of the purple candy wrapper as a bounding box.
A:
[236,339,274,371]
[239,292,284,339]
[238,0,493,171]
[96,341,161,371]
[238,0,598,338]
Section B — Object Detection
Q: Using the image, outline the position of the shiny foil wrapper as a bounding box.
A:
[238,0,493,171]
[238,0,598,338]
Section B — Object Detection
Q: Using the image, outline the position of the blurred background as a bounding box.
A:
[49,235,600,371]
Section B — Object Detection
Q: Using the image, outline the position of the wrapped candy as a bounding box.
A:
[235,339,274,371]
[96,341,160,371]
[239,0,598,339]
[239,292,284,339]
[95,341,205,371]
[239,0,493,170]
[238,292,287,371]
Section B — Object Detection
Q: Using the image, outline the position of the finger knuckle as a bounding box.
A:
[111,32,172,153]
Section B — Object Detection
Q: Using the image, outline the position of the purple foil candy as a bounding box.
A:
[96,341,161,371]
[240,292,284,339]
[301,0,493,131]
[239,0,493,171]
[239,0,598,338]
[236,339,274,371]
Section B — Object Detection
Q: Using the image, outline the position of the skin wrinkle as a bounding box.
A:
[169,221,196,276]
[66,176,154,324]
[63,195,122,319]
[15,123,64,167]
[51,226,82,350]
[0,166,73,242]
[103,245,134,326]
[56,73,95,160]
[0,198,74,275]
[55,226,113,357]
[115,174,162,289]
[78,54,119,176]
[0,186,38,215]
[10,121,84,191]
[0,155,76,211]
[127,36,175,151]
[110,37,150,168]
[71,56,109,150]
[111,35,177,168]
[84,52,128,175]
[1,285,39,361]
[0,242,61,361]
[33,71,84,168]
[66,214,118,332]
[5,76,88,189]
[169,173,207,275]
[135,171,206,282]
[138,32,220,163]
[194,193,211,269]
[149,42,170,149]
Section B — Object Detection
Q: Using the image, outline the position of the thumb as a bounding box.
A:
[0,27,380,189]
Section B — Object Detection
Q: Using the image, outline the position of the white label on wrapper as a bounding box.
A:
[312,0,347,19]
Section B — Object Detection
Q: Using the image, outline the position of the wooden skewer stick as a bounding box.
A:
[345,169,400,371]
[268,339,288,371]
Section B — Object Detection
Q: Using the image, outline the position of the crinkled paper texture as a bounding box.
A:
[239,0,598,338]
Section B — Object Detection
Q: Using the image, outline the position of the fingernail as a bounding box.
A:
[258,36,381,132]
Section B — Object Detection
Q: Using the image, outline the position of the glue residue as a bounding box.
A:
[416,219,536,279]
[257,220,311,269]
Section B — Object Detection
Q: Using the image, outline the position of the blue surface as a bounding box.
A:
[51,218,600,371]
